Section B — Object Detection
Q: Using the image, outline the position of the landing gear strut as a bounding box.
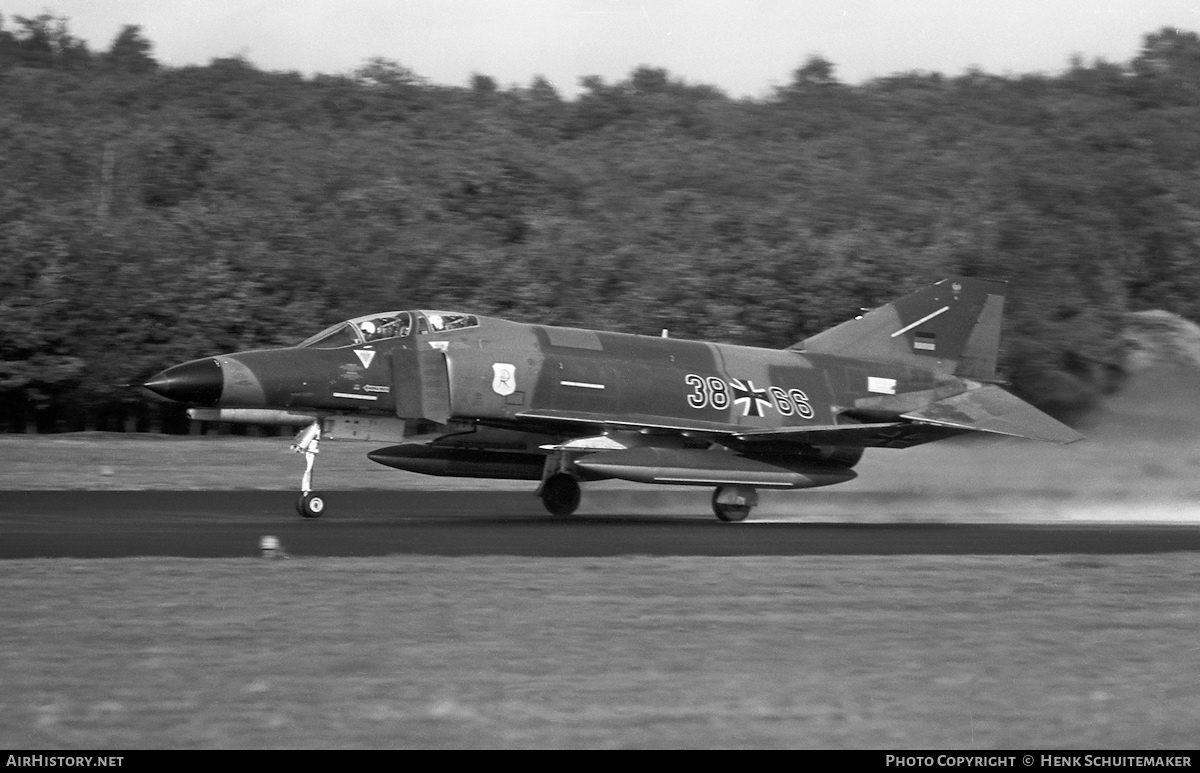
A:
[712,485,757,522]
[291,422,325,518]
[540,473,581,516]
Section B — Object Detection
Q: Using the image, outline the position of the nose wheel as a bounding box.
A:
[297,491,326,518]
[292,422,326,518]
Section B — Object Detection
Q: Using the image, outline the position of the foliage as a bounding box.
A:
[3,16,1200,429]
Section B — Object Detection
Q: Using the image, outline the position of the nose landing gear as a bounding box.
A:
[292,422,326,518]
[297,491,326,518]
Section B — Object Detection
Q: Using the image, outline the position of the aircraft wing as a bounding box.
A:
[514,409,739,436]
[731,422,967,449]
[518,383,1082,449]
[517,409,965,449]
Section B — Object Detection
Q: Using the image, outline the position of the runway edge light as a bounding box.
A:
[259,535,288,559]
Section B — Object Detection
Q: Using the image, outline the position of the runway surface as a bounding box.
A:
[3,490,1200,558]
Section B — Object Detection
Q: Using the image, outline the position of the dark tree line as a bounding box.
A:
[3,12,1200,431]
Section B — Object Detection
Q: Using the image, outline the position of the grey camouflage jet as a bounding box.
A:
[144,277,1082,520]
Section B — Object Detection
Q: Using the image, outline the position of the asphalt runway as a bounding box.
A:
[3,490,1200,558]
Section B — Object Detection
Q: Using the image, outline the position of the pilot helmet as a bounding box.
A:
[360,321,377,335]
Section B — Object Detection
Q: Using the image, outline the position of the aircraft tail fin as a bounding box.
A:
[792,277,1006,379]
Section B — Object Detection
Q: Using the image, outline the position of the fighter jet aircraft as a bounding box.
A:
[143,277,1082,520]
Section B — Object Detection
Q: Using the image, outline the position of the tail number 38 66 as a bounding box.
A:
[684,375,814,419]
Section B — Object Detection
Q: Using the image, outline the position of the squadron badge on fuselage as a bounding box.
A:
[492,363,517,396]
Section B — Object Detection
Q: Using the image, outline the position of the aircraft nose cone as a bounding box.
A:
[143,358,223,406]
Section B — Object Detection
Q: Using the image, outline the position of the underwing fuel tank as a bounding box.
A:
[368,444,546,480]
[573,447,857,489]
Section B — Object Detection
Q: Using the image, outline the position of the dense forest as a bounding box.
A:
[3,11,1200,432]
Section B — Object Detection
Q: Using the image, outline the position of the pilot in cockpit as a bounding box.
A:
[358,316,411,342]
[379,317,410,339]
[359,320,379,340]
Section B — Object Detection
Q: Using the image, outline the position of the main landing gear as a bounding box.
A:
[712,484,758,522]
[537,475,759,521]
[291,422,326,518]
[540,473,581,516]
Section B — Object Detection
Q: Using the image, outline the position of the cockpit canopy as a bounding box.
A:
[297,310,480,349]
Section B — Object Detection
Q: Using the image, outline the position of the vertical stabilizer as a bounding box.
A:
[793,278,1007,378]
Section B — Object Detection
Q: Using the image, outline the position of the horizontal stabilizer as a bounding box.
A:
[901,385,1084,444]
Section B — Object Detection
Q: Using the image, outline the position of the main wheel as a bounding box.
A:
[298,491,326,518]
[712,486,753,522]
[540,474,581,516]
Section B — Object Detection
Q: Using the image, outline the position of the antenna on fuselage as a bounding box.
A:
[661,329,669,338]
